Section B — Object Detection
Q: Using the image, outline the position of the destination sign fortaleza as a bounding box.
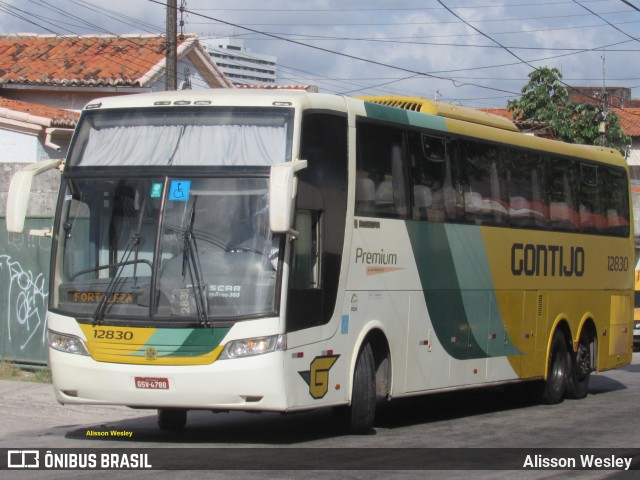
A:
[67,291,135,304]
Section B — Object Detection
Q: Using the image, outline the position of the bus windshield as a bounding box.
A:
[53,175,281,323]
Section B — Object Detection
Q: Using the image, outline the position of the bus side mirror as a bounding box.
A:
[269,160,307,236]
[6,158,63,236]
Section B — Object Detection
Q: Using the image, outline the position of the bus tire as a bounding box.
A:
[565,330,591,400]
[540,330,568,404]
[157,408,187,431]
[345,342,376,434]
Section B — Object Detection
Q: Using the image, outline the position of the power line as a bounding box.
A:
[620,0,640,13]
[4,0,640,106]
[216,17,640,43]
[437,1,640,115]
[148,0,522,97]
[574,0,640,44]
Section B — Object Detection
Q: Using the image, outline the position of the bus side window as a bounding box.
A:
[508,151,547,228]
[600,165,630,236]
[547,158,579,231]
[578,163,604,234]
[409,132,447,222]
[355,122,408,218]
[460,142,509,226]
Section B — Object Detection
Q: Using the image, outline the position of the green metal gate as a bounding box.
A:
[0,218,52,365]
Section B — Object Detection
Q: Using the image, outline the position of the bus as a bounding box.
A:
[6,90,634,434]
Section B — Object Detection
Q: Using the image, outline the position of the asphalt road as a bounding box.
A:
[1,353,639,479]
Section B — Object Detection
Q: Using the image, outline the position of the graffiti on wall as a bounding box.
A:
[1,254,48,350]
[0,223,52,364]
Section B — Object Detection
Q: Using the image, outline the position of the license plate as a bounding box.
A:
[135,377,169,390]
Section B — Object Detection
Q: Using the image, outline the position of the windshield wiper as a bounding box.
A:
[92,233,140,324]
[92,194,147,324]
[182,200,209,327]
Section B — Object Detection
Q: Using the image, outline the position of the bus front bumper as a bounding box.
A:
[49,348,289,412]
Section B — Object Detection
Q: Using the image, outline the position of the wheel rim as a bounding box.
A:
[575,343,590,379]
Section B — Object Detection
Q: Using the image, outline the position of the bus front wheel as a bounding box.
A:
[342,342,376,434]
[157,408,187,431]
[539,330,568,404]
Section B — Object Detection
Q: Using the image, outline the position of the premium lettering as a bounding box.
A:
[511,243,585,277]
[355,247,397,265]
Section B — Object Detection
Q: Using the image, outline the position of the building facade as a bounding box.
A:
[202,37,277,86]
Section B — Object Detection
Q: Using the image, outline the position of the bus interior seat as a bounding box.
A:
[356,177,375,213]
[375,180,394,212]
[550,202,577,230]
[510,196,546,227]
[579,204,594,230]
[413,185,432,218]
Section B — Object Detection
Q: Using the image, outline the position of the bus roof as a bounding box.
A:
[80,90,628,169]
[82,88,348,112]
[358,95,520,132]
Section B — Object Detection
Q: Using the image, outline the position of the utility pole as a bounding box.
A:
[165,0,177,91]
[598,53,607,146]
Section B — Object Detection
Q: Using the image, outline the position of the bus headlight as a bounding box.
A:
[219,334,286,359]
[48,330,90,356]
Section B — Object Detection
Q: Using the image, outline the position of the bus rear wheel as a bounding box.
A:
[565,330,591,399]
[157,408,187,431]
[539,330,568,404]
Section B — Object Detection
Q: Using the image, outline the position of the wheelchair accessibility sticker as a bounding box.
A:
[169,180,191,201]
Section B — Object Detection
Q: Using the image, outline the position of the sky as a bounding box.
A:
[1,0,639,108]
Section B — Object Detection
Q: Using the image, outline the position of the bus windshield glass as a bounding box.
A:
[54,176,281,323]
[67,106,293,167]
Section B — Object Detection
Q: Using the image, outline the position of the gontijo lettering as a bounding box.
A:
[511,243,585,277]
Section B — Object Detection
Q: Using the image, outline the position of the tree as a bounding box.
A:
[507,67,629,153]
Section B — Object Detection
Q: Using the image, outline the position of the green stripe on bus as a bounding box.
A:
[166,328,229,357]
[130,327,230,358]
[405,221,519,360]
[363,102,447,131]
[445,224,520,357]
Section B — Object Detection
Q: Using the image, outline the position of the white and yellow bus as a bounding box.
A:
[7,90,634,433]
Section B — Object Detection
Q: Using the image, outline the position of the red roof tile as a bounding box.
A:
[0,34,183,87]
[611,108,640,137]
[481,107,640,138]
[479,108,514,120]
[0,96,78,127]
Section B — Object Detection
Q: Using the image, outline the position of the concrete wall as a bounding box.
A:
[0,129,64,364]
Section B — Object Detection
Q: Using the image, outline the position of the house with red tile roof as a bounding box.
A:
[480,106,640,167]
[479,108,556,139]
[0,33,233,217]
[0,33,233,160]
[0,33,233,108]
